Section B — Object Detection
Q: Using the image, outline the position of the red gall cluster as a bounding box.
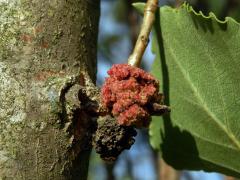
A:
[101,64,163,128]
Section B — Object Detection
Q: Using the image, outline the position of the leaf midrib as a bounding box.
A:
[167,45,240,151]
[173,123,240,173]
[176,118,239,151]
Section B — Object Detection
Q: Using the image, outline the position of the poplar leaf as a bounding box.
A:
[134,3,240,177]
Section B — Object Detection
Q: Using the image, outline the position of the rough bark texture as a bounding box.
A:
[0,0,99,179]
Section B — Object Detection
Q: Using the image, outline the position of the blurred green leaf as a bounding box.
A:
[134,2,240,177]
[208,0,226,17]
[113,0,128,23]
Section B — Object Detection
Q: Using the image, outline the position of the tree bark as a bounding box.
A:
[159,159,180,180]
[0,0,100,179]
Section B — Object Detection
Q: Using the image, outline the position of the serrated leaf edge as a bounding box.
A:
[133,2,240,25]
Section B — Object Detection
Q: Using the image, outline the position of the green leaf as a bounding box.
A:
[134,3,240,177]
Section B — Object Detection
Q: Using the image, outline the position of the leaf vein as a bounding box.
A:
[168,45,240,150]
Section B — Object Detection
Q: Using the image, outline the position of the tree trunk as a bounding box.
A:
[0,0,100,179]
[159,159,180,180]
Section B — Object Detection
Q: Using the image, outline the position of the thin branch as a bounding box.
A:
[127,0,158,67]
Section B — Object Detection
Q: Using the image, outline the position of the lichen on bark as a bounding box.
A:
[0,0,100,179]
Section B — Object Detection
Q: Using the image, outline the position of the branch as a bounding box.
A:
[127,0,158,67]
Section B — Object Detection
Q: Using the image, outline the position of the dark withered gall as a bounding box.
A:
[92,115,137,161]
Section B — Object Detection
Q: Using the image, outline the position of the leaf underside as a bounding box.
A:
[134,3,240,177]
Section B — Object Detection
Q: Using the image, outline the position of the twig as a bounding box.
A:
[127,0,158,67]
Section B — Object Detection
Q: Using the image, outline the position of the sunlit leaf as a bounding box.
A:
[134,3,240,177]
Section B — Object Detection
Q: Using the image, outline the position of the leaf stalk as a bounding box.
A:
[128,0,158,67]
